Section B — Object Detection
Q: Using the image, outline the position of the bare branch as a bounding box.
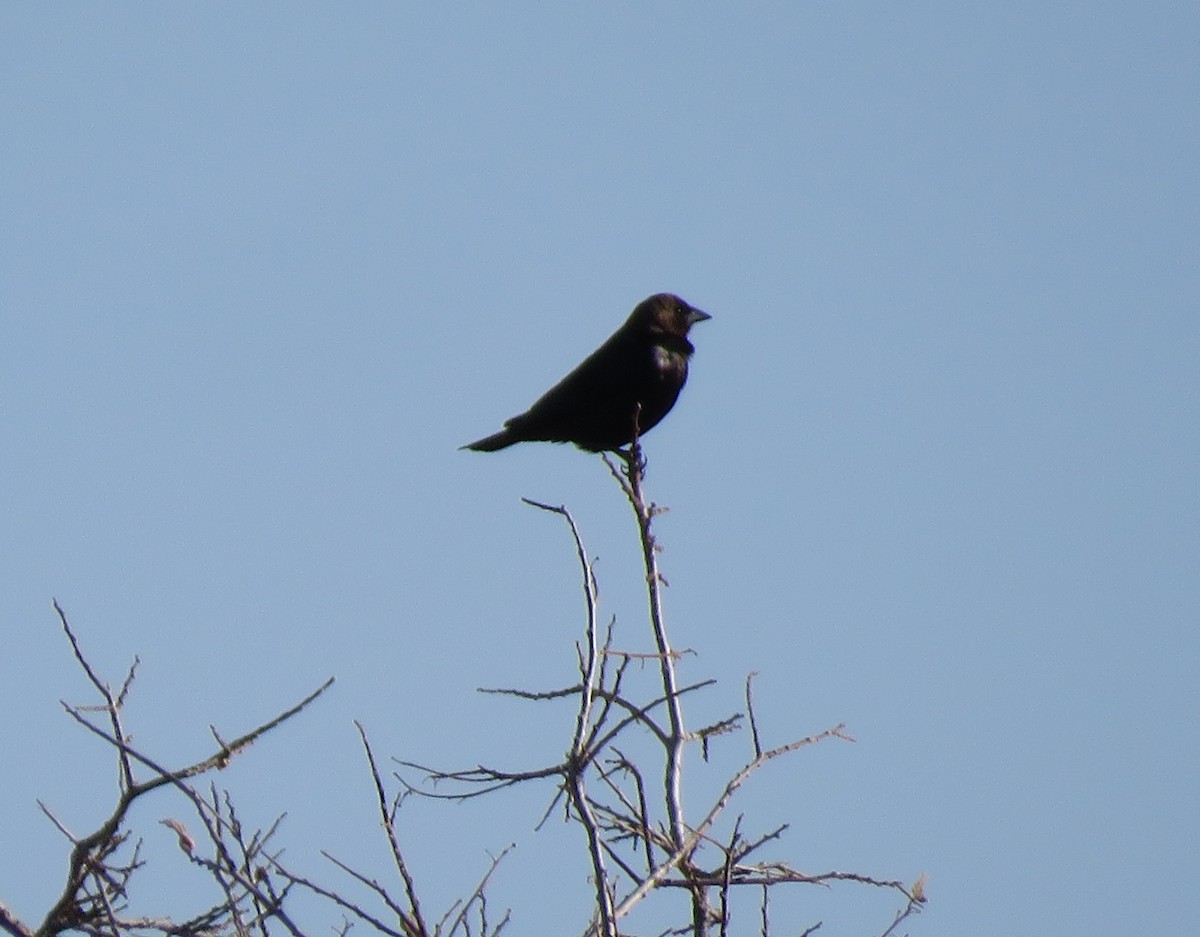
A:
[0,903,33,937]
[53,598,135,791]
[22,438,923,937]
[355,721,426,936]
[31,604,334,937]
[603,442,688,858]
[520,498,602,758]
[274,859,410,937]
[440,844,515,937]
[744,673,762,759]
[566,760,617,937]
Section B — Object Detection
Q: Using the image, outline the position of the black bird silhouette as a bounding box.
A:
[463,293,711,453]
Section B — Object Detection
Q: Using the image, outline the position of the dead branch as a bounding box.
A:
[9,603,334,937]
[11,437,925,937]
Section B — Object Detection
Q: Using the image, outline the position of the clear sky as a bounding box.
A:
[2,4,1197,936]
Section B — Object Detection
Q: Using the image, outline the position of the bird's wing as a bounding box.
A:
[515,333,645,423]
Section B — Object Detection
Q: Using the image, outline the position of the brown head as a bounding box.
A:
[626,293,712,341]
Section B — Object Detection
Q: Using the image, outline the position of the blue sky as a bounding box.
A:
[2,4,1197,935]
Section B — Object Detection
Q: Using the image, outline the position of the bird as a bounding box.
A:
[462,293,711,453]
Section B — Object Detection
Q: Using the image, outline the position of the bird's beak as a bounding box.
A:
[688,307,712,324]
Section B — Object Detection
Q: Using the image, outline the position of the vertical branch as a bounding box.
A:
[520,498,602,756]
[606,419,709,932]
[54,599,137,793]
[608,443,687,851]
[566,772,617,937]
[353,722,426,937]
[521,499,615,937]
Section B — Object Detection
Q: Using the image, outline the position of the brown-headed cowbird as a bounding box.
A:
[463,293,711,453]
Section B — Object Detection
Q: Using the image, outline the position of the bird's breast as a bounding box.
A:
[652,344,687,375]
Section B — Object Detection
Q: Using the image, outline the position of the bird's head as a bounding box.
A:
[632,293,712,338]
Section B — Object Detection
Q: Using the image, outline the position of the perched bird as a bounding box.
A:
[463,293,711,453]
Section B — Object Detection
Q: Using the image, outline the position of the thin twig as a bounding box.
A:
[274,860,409,937]
[37,606,333,937]
[355,722,426,936]
[520,499,602,759]
[514,500,615,935]
[442,845,515,937]
[54,599,135,791]
[744,672,762,759]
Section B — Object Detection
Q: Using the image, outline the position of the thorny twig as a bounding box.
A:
[396,440,924,935]
[14,438,926,937]
[14,602,334,937]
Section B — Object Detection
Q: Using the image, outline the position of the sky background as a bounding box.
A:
[3,4,1197,935]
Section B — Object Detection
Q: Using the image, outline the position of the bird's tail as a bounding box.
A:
[460,431,514,452]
